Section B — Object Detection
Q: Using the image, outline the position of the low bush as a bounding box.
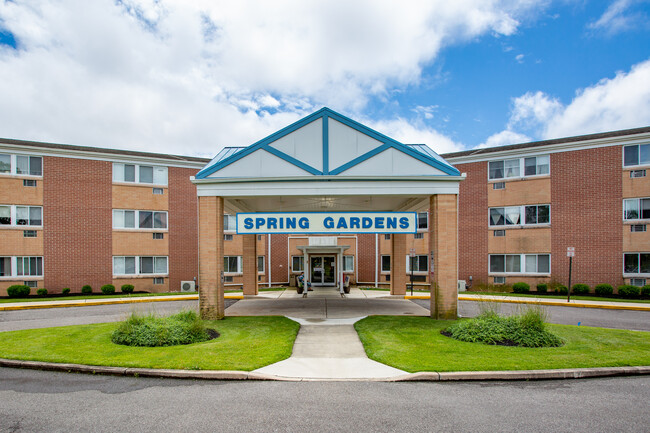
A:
[617,285,640,298]
[111,310,212,347]
[536,283,548,293]
[7,284,31,298]
[101,284,116,295]
[554,285,568,295]
[443,308,563,348]
[81,285,92,295]
[571,284,590,295]
[121,284,134,294]
[62,288,70,295]
[642,285,650,297]
[512,282,530,294]
[594,284,613,296]
[36,288,48,296]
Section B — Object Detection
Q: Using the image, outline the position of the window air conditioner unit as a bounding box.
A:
[180,281,195,292]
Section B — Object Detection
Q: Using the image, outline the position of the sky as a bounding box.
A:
[0,0,649,158]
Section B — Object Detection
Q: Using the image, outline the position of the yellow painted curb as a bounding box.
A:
[457,295,650,312]
[404,295,430,300]
[0,294,218,311]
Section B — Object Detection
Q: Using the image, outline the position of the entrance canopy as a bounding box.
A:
[192,108,462,214]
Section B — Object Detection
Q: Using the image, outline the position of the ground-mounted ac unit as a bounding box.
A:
[181,281,195,292]
[457,280,466,292]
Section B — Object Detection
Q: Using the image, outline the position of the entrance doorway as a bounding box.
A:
[310,256,336,286]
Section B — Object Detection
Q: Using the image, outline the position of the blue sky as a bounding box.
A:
[0,1,649,157]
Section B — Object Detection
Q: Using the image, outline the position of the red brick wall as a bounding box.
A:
[455,161,488,286]
[357,233,376,283]
[270,233,289,283]
[43,157,112,292]
[550,147,624,287]
[168,167,200,292]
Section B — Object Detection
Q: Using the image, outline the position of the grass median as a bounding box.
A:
[0,316,299,371]
[355,316,650,372]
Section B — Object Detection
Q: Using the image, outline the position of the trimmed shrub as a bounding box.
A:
[642,285,650,297]
[571,284,590,295]
[617,285,640,298]
[121,284,135,294]
[81,285,92,295]
[536,283,548,293]
[554,285,568,295]
[594,284,613,296]
[512,282,530,294]
[111,310,211,347]
[62,288,71,295]
[101,284,116,295]
[37,288,48,296]
[7,284,31,298]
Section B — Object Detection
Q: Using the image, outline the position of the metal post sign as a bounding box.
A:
[567,247,575,257]
[236,212,418,234]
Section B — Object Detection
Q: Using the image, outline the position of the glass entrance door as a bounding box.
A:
[310,255,336,286]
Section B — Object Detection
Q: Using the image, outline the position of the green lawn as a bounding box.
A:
[0,316,299,371]
[466,291,650,304]
[355,316,650,372]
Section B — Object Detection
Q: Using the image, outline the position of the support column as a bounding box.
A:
[198,196,225,319]
[390,233,407,295]
[429,194,458,319]
[242,234,259,296]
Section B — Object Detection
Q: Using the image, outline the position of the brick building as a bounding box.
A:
[1,112,649,297]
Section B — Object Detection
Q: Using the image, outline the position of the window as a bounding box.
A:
[224,214,236,232]
[153,277,165,285]
[493,276,506,284]
[489,155,549,180]
[257,256,265,273]
[153,187,164,195]
[113,210,167,229]
[381,255,391,272]
[224,234,233,241]
[493,182,505,190]
[490,254,550,274]
[623,144,650,167]
[224,256,242,273]
[630,278,646,287]
[0,154,10,173]
[489,205,550,227]
[631,224,647,232]
[384,234,390,240]
[0,205,42,227]
[153,232,164,239]
[25,280,37,288]
[488,158,518,180]
[417,212,428,230]
[623,198,650,220]
[112,163,167,185]
[414,233,424,239]
[17,256,43,276]
[23,179,36,187]
[292,256,304,272]
[524,156,550,176]
[224,276,233,283]
[23,230,37,238]
[0,257,11,276]
[0,154,42,176]
[407,255,428,272]
[343,255,354,272]
[493,230,505,237]
[624,253,650,274]
[112,256,167,275]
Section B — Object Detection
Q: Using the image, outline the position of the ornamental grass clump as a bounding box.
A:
[111,310,214,347]
[443,307,563,348]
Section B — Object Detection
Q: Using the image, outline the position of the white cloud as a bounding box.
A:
[0,0,546,156]
[515,54,524,63]
[478,129,531,148]
[508,91,563,134]
[587,0,649,35]
[368,118,464,154]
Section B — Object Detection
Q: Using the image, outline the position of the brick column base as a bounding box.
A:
[243,234,259,295]
[390,233,406,295]
[198,196,225,319]
[430,194,458,319]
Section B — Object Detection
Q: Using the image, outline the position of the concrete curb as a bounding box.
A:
[0,294,244,311]
[2,358,648,382]
[403,294,650,312]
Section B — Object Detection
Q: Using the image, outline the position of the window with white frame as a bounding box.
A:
[489,254,550,274]
[343,255,354,272]
[417,212,428,230]
[0,205,42,227]
[113,256,167,275]
[0,154,42,176]
[489,205,550,227]
[0,257,11,276]
[113,210,167,229]
[407,255,428,272]
[489,155,549,180]
[17,256,43,276]
[292,256,304,272]
[623,198,650,220]
[112,163,167,185]
[623,253,650,275]
[623,144,650,167]
[381,255,390,272]
[224,214,236,232]
[257,256,265,273]
[224,256,242,273]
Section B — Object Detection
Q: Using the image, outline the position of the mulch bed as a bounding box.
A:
[206,329,220,340]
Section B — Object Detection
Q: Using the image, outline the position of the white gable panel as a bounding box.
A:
[338,148,447,176]
[267,118,322,171]
[328,118,384,171]
[207,149,313,178]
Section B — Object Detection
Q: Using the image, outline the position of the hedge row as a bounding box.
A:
[5,284,136,298]
[508,282,650,298]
